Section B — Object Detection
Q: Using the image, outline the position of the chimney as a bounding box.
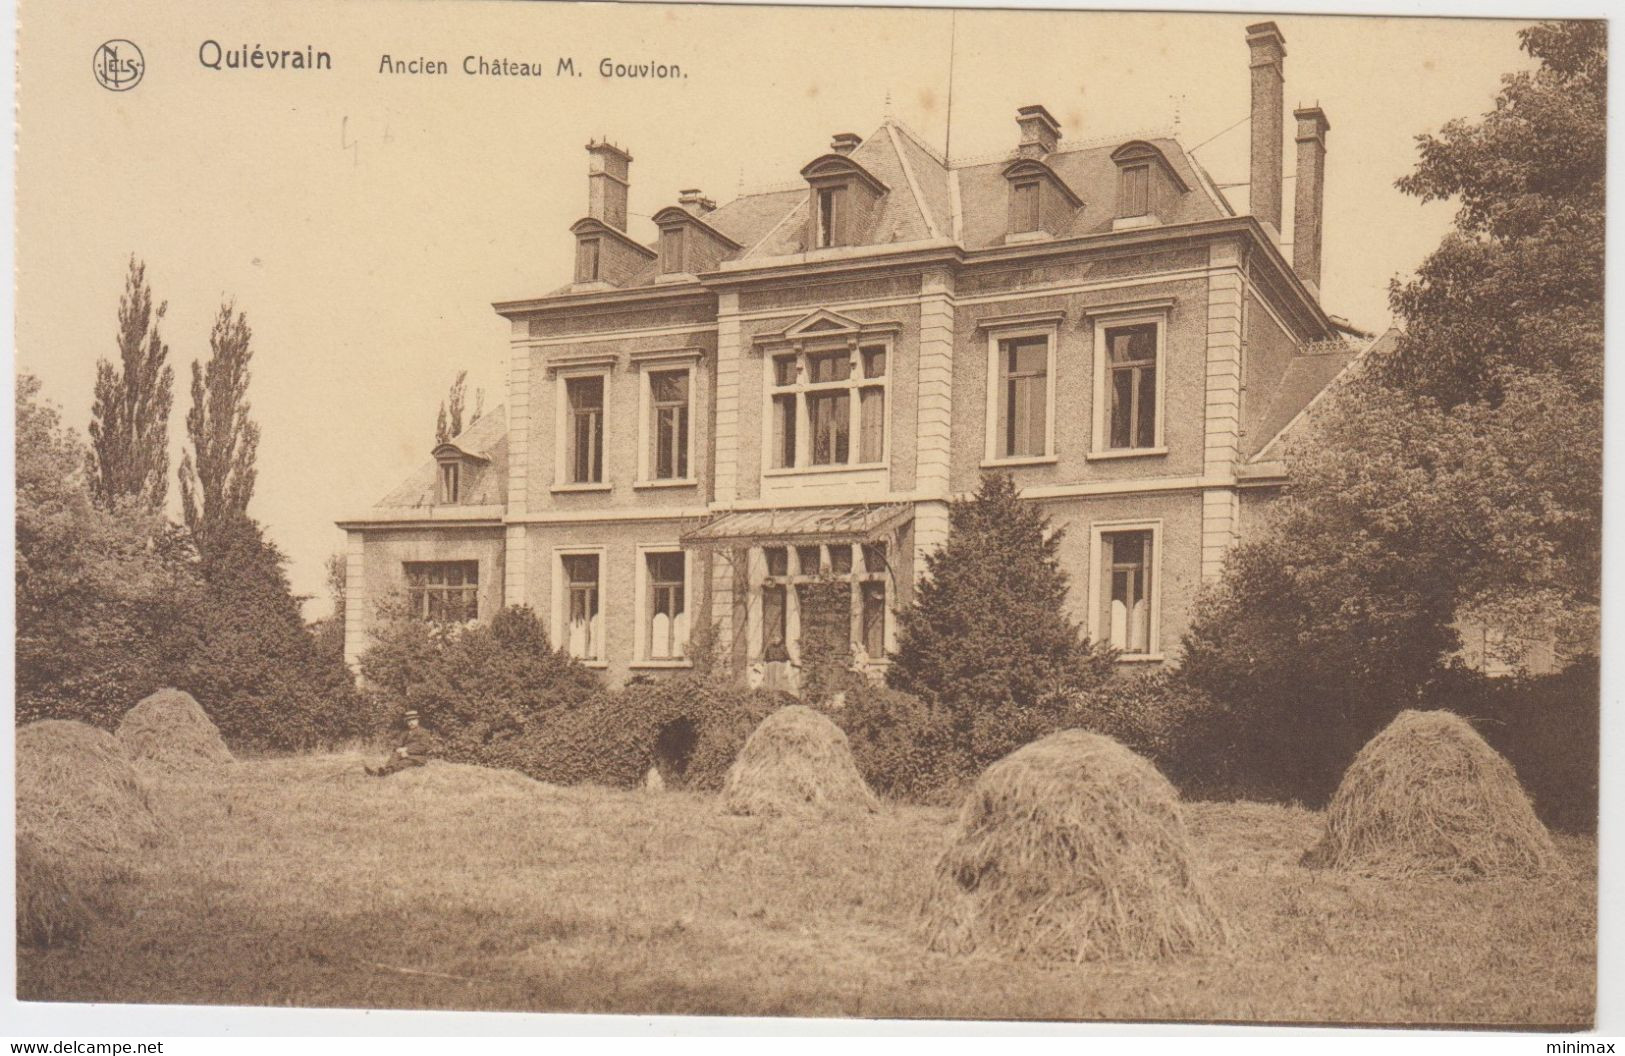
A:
[585,139,632,231]
[1245,22,1286,234]
[678,188,716,214]
[1015,104,1061,159]
[1292,106,1330,293]
[830,133,862,156]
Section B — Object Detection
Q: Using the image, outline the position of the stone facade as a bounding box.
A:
[340,23,1356,685]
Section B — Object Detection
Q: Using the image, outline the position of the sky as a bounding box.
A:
[14,1,1534,618]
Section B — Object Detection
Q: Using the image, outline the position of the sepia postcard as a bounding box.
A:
[8,0,1610,1039]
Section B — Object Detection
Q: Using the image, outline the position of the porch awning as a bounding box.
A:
[680,503,914,550]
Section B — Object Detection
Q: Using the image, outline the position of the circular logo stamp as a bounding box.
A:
[93,40,144,91]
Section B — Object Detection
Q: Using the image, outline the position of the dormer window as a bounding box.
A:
[1109,142,1190,229]
[660,226,686,274]
[1010,179,1042,234]
[800,153,887,252]
[439,461,461,504]
[575,237,601,282]
[817,186,845,248]
[1000,159,1082,240]
[1119,164,1151,219]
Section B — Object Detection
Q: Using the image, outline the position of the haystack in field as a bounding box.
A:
[16,720,165,948]
[921,729,1225,962]
[720,705,879,817]
[116,688,234,774]
[1303,709,1560,880]
[16,835,93,949]
[17,720,165,861]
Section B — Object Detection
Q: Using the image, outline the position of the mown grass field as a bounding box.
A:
[18,754,1596,1026]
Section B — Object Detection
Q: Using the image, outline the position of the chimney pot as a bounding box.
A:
[830,133,862,156]
[1246,22,1286,234]
[678,188,716,214]
[1015,104,1061,159]
[1292,106,1330,294]
[585,139,633,232]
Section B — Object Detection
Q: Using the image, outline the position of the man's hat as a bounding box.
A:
[404,709,419,720]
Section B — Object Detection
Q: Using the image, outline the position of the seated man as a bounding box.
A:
[366,710,434,777]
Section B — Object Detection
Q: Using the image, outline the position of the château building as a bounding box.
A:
[339,20,1362,688]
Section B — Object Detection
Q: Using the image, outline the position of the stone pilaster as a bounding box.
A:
[713,291,742,505]
[342,530,367,673]
[504,319,532,607]
[1202,241,1246,581]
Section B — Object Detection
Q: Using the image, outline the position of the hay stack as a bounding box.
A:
[720,705,879,817]
[16,720,165,948]
[17,835,93,949]
[116,688,234,774]
[1303,709,1561,879]
[921,729,1225,962]
[17,720,165,861]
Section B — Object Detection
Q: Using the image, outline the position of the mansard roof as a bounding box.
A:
[373,405,509,510]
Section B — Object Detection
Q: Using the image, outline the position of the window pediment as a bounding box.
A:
[752,308,902,351]
[798,154,889,196]
[1000,158,1084,208]
[649,206,742,250]
[1109,141,1190,192]
[568,217,658,258]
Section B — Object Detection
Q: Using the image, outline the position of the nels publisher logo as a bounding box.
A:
[93,39,144,91]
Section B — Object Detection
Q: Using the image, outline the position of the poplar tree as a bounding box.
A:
[87,256,174,511]
[179,302,260,557]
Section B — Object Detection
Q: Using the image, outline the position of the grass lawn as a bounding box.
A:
[18,753,1596,1026]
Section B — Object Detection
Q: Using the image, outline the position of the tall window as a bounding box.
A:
[405,561,478,623]
[1119,163,1150,218]
[997,335,1050,458]
[575,237,601,282]
[644,551,687,660]
[562,554,602,660]
[1101,530,1153,655]
[757,541,889,664]
[1011,179,1041,234]
[768,344,887,470]
[762,546,790,661]
[1106,323,1158,450]
[659,227,685,274]
[565,375,604,483]
[816,186,845,248]
[648,369,690,480]
[439,461,460,504]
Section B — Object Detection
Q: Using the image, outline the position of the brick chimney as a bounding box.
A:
[1246,22,1286,234]
[1015,105,1061,159]
[1292,106,1330,293]
[585,139,632,232]
[830,133,862,156]
[678,188,716,214]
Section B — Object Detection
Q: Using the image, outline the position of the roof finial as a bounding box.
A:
[884,88,893,119]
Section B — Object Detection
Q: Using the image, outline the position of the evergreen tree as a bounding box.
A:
[179,302,260,558]
[889,473,1114,766]
[87,256,174,511]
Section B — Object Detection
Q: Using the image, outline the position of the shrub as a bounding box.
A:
[889,473,1115,772]
[1429,660,1599,834]
[485,675,784,791]
[359,605,601,762]
[1067,670,1238,799]
[836,682,971,804]
[178,519,364,751]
